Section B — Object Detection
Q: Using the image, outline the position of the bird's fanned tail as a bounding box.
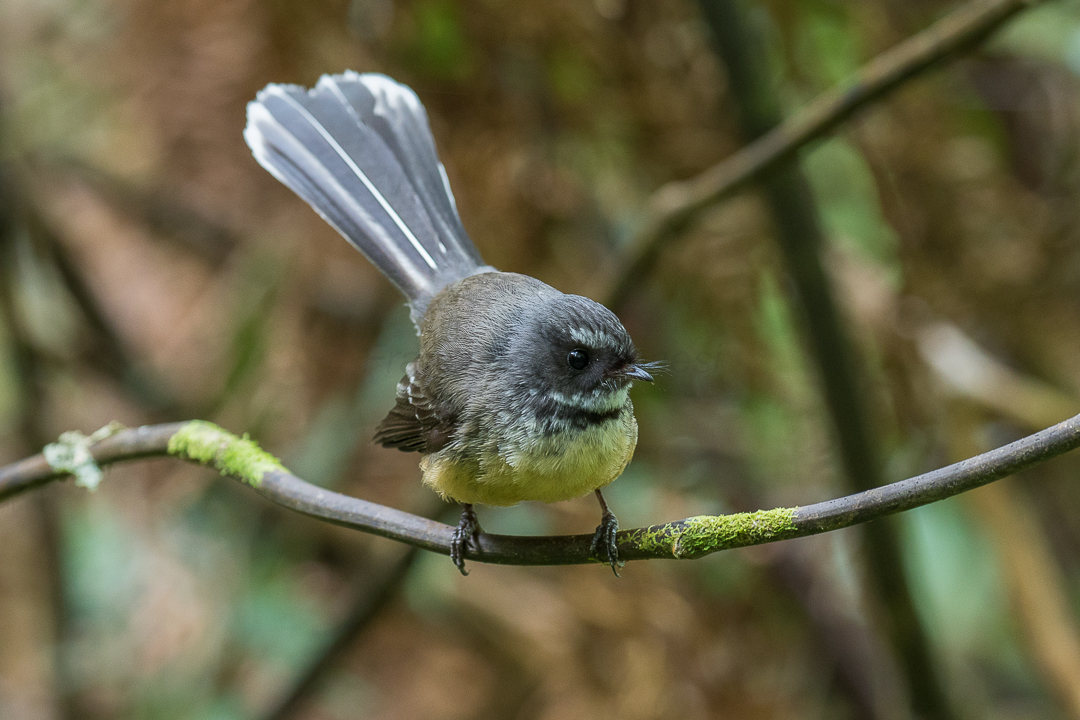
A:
[244,71,491,315]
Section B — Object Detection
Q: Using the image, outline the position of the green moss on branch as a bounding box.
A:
[167,420,285,487]
[627,507,798,559]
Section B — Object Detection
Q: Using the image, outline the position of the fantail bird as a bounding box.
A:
[244,71,654,574]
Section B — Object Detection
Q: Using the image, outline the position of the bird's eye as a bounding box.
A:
[567,348,589,371]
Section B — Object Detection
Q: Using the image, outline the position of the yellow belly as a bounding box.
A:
[420,407,638,507]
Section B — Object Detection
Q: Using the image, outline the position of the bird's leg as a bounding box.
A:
[451,503,481,576]
[590,489,622,576]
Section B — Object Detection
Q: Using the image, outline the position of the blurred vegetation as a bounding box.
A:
[3,0,1080,718]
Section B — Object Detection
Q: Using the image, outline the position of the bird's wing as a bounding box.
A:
[373,361,455,453]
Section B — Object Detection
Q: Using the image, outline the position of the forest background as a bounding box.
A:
[4,0,1080,718]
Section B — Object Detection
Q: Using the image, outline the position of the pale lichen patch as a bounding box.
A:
[167,420,285,487]
[43,422,126,491]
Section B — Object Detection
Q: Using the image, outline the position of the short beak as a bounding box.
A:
[620,364,654,383]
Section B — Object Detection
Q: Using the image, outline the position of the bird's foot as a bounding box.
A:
[451,504,481,576]
[591,509,622,577]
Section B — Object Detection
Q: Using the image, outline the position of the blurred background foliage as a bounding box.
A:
[3,0,1080,718]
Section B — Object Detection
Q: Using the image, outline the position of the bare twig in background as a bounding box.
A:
[262,548,419,720]
[36,157,239,265]
[968,480,1080,717]
[1,414,1079,565]
[0,127,71,720]
[24,208,182,415]
[767,545,907,720]
[606,0,1040,308]
[918,322,1078,428]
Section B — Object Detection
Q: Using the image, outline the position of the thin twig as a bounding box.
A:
[605,0,1040,308]
[0,130,76,720]
[1,415,1079,565]
[35,155,238,264]
[25,208,182,415]
[262,548,419,720]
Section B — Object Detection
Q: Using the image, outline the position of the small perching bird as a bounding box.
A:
[244,72,654,574]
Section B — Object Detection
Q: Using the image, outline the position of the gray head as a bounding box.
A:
[510,293,653,419]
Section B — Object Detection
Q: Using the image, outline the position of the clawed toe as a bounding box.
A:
[591,510,621,577]
[450,504,481,575]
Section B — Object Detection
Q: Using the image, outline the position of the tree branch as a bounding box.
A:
[1,415,1078,565]
[605,0,1040,308]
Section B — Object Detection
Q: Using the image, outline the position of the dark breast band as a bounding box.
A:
[533,399,625,435]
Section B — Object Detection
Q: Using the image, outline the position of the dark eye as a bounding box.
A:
[567,348,589,371]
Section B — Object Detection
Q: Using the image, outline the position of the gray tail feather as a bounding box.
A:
[244,71,492,312]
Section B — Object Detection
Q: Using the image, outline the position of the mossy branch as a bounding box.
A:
[167,420,286,487]
[2,415,1079,566]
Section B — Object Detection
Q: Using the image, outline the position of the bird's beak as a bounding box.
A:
[620,364,654,383]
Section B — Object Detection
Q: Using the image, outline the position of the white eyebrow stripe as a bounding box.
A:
[271,87,438,270]
[569,327,608,348]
